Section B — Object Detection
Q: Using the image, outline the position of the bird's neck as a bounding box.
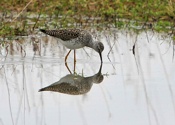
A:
[86,39,97,50]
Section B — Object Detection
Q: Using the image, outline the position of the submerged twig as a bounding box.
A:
[4,68,15,125]
[107,42,116,64]
[106,33,116,70]
[132,35,139,74]
[173,40,175,61]
[15,40,26,57]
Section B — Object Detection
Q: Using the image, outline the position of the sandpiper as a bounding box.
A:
[40,29,104,63]
[39,63,103,95]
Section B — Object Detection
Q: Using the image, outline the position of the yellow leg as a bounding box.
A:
[65,62,72,74]
[65,50,72,74]
[74,50,76,73]
[65,50,72,62]
[74,50,76,63]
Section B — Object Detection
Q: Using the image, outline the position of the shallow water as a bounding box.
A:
[0,29,175,125]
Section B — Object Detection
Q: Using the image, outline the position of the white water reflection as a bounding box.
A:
[0,30,175,125]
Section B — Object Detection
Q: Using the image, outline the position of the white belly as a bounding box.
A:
[59,38,85,49]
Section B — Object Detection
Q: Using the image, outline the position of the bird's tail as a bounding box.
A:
[40,29,52,36]
[40,29,61,38]
[38,87,47,92]
[40,29,46,33]
[38,86,55,92]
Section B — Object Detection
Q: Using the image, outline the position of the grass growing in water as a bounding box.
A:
[0,0,175,38]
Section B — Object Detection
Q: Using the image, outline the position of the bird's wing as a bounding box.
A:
[39,82,79,93]
[40,29,81,41]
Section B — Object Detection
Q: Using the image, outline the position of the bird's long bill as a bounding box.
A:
[99,52,103,63]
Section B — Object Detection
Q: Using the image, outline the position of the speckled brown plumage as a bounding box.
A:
[40,29,81,41]
[40,28,104,62]
[39,64,103,95]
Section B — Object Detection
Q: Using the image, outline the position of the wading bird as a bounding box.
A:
[40,29,104,63]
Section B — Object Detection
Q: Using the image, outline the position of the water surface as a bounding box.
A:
[0,30,175,125]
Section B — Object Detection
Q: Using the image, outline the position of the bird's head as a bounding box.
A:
[94,41,104,62]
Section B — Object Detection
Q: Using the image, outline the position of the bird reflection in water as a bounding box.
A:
[39,63,103,95]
